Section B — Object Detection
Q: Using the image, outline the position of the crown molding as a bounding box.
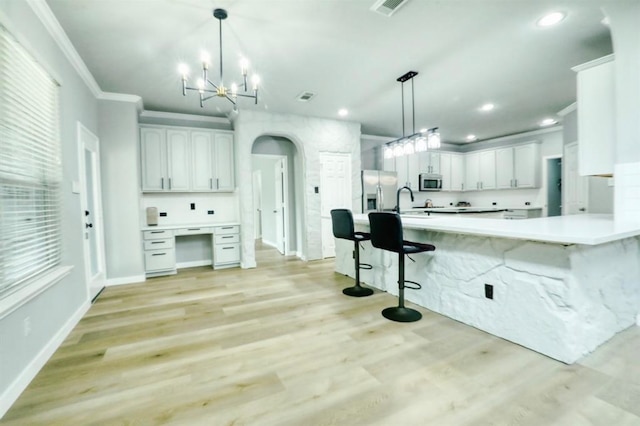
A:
[140,110,231,125]
[557,102,577,117]
[27,0,101,97]
[571,53,615,73]
[99,92,144,111]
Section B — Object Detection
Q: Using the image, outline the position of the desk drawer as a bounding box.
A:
[214,225,239,235]
[143,229,174,240]
[144,249,176,271]
[174,227,213,236]
[144,239,174,250]
[215,233,240,244]
[214,244,240,264]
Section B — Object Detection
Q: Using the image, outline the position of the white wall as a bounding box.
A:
[140,193,239,226]
[233,110,361,267]
[0,1,98,414]
[98,99,145,283]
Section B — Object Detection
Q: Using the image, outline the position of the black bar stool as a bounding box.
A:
[368,212,435,322]
[330,209,374,297]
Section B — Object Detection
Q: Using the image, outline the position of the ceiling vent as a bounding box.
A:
[370,0,410,17]
[296,91,316,102]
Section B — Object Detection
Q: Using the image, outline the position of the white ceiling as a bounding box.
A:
[46,0,613,144]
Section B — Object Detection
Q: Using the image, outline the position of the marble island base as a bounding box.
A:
[335,226,640,364]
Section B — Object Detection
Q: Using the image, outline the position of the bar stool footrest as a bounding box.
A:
[382,306,422,322]
[359,263,372,270]
[404,280,422,290]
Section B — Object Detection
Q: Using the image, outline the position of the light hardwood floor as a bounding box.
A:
[3,242,640,425]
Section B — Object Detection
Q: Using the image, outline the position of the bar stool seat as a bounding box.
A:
[331,209,374,297]
[368,212,435,322]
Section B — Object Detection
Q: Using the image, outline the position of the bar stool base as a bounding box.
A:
[342,285,374,297]
[382,306,422,322]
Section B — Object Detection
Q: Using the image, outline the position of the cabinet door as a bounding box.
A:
[407,154,419,190]
[450,153,465,191]
[395,156,408,189]
[213,132,235,191]
[439,153,451,191]
[140,127,167,191]
[429,152,441,174]
[166,130,191,191]
[495,148,515,189]
[465,152,479,191]
[479,150,496,190]
[577,59,614,176]
[514,144,539,188]
[191,130,214,191]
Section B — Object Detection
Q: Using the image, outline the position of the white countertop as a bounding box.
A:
[354,213,640,245]
[141,222,239,232]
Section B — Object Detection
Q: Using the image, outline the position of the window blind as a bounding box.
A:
[0,24,62,298]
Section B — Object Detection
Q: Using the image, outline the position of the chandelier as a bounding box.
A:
[383,71,440,159]
[179,8,259,110]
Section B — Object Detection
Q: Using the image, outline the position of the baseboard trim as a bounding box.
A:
[105,274,146,287]
[0,299,90,418]
[261,239,277,249]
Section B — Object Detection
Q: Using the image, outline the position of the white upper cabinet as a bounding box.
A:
[140,127,167,191]
[166,130,191,191]
[465,150,496,191]
[419,151,440,174]
[141,125,235,193]
[496,143,540,189]
[573,55,615,176]
[450,153,465,191]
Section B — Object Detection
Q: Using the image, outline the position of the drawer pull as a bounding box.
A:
[222,247,234,250]
[151,231,164,234]
[151,241,163,244]
[222,235,233,239]
[187,228,200,231]
[221,226,233,230]
[152,253,166,256]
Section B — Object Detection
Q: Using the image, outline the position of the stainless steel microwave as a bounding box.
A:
[419,173,442,191]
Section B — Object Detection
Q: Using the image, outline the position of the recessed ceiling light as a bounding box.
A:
[540,118,557,127]
[537,12,566,27]
[466,134,477,142]
[480,103,494,112]
[338,108,348,117]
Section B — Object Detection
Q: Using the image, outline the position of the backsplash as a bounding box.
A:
[140,192,239,227]
[403,188,542,210]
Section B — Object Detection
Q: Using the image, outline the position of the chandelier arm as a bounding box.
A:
[234,93,257,99]
[186,86,218,94]
[202,94,221,102]
[205,79,220,89]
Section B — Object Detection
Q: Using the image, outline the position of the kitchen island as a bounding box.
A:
[334,214,640,363]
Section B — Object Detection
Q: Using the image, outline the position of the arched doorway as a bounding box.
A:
[251,135,301,261]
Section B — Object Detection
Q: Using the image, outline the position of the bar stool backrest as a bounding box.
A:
[331,209,355,240]
[368,212,404,254]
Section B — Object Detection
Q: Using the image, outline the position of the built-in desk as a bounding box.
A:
[141,223,240,277]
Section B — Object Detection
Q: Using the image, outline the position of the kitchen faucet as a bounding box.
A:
[394,186,414,214]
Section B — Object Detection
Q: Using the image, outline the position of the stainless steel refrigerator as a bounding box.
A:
[361,170,398,212]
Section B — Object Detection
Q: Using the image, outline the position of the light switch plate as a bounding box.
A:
[71,181,80,194]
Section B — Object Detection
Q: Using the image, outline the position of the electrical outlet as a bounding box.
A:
[525,202,531,206]
[159,212,167,217]
[207,210,215,215]
[24,316,31,336]
[484,284,494,300]
[190,203,195,210]
[492,202,497,206]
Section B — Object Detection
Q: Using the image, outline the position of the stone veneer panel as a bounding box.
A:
[336,228,640,364]
[234,110,361,268]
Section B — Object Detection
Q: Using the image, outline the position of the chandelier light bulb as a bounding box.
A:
[231,83,238,96]
[178,63,189,79]
[414,136,427,152]
[427,129,441,149]
[251,75,260,90]
[200,51,210,68]
[384,145,394,159]
[403,139,415,155]
[240,58,249,76]
[393,143,404,158]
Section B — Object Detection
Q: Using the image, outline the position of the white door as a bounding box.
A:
[319,153,352,258]
[78,123,106,301]
[253,170,262,239]
[564,142,589,214]
[274,158,286,254]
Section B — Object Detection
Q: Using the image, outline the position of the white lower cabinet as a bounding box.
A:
[213,225,241,269]
[143,230,176,275]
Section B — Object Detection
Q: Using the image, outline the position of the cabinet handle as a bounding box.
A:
[216,178,219,189]
[161,177,164,189]
[222,235,233,239]
[514,179,518,187]
[221,226,233,230]
[169,177,172,190]
[210,178,213,190]
[152,253,166,256]
[151,231,164,234]
[187,228,200,231]
[151,241,163,244]
[222,247,234,250]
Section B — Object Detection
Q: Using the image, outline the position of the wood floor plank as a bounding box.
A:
[2,241,639,425]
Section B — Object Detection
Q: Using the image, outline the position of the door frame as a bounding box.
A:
[541,154,562,217]
[77,122,106,302]
[319,152,352,259]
